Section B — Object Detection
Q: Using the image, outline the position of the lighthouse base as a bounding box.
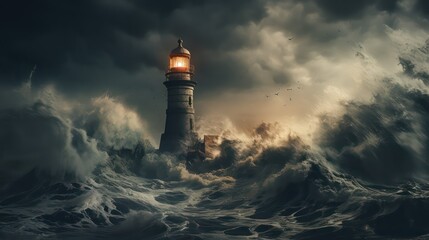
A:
[159,132,198,153]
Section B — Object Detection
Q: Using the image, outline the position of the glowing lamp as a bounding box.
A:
[167,38,193,75]
[169,56,189,69]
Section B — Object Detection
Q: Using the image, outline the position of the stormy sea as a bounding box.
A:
[1,38,429,240]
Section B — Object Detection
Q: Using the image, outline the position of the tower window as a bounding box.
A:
[190,118,193,130]
[188,96,192,106]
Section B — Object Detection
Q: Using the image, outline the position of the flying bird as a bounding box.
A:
[265,95,270,99]
[288,37,294,40]
[275,92,280,96]
[286,88,293,91]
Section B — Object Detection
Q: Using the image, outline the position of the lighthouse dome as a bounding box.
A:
[170,38,190,56]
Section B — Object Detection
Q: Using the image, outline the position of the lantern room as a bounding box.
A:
[167,38,193,74]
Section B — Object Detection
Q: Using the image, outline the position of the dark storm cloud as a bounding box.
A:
[0,0,169,79]
[312,0,400,20]
[0,0,426,89]
[311,0,429,22]
[1,0,428,144]
[0,0,266,85]
[415,0,429,17]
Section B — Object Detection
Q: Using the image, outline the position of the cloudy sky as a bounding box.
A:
[1,0,429,145]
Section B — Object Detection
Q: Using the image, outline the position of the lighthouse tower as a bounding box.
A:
[159,38,197,153]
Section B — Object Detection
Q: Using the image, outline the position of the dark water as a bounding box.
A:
[1,39,429,240]
[2,140,429,240]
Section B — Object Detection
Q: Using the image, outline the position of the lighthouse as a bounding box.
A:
[159,38,197,153]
